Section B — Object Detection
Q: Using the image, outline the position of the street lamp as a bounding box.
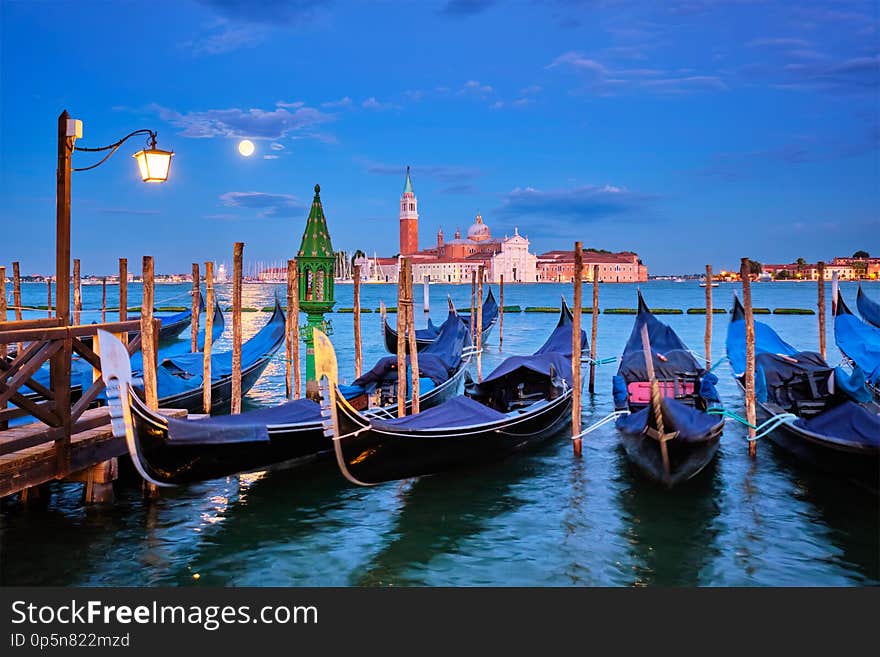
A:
[56,109,173,327]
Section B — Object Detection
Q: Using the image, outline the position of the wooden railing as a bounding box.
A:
[0,318,156,458]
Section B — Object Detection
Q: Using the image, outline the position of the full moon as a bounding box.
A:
[238,140,255,157]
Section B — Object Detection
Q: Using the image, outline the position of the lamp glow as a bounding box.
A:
[238,139,255,157]
[133,146,173,183]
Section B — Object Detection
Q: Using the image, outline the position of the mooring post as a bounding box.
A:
[740,257,758,457]
[203,261,214,414]
[141,255,159,499]
[141,256,157,409]
[406,259,420,414]
[470,269,476,342]
[476,265,484,382]
[588,265,599,394]
[817,261,826,361]
[291,260,301,399]
[396,260,407,417]
[47,277,52,318]
[12,261,22,354]
[285,259,298,399]
[499,273,504,349]
[73,258,81,325]
[191,263,200,353]
[831,271,839,316]
[119,258,128,344]
[423,275,430,314]
[572,243,584,457]
[232,242,243,415]
[705,264,713,370]
[353,264,363,379]
[101,276,107,323]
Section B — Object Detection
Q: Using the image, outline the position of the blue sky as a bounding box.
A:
[1,0,877,275]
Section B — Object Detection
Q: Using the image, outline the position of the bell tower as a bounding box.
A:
[399,166,419,255]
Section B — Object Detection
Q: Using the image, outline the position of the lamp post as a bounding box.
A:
[55,109,172,325]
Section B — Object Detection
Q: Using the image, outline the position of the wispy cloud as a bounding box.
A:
[363,161,481,185]
[362,97,399,111]
[494,184,653,239]
[458,80,495,97]
[547,50,727,94]
[746,37,811,49]
[439,0,496,17]
[321,96,352,108]
[219,191,305,218]
[187,0,331,54]
[150,101,333,140]
[695,142,816,181]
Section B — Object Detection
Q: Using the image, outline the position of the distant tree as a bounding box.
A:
[775,270,790,280]
[853,250,870,259]
[749,260,763,275]
[796,257,806,266]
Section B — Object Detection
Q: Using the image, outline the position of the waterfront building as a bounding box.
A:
[536,249,648,283]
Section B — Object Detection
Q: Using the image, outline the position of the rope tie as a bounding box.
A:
[570,409,630,440]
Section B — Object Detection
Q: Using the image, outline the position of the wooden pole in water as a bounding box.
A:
[470,269,476,342]
[119,258,128,345]
[396,260,407,418]
[286,259,301,399]
[101,276,107,323]
[141,256,157,409]
[817,261,826,360]
[141,256,159,499]
[406,259,420,414]
[740,258,757,457]
[831,271,839,316]
[12,262,22,353]
[353,264,363,379]
[476,265,484,382]
[423,275,430,314]
[72,258,81,325]
[47,278,52,318]
[203,261,214,414]
[588,265,599,394]
[704,264,713,370]
[641,322,671,480]
[499,274,504,349]
[191,263,200,353]
[231,242,243,415]
[572,243,583,457]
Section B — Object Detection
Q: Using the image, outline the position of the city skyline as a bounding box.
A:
[1,1,878,276]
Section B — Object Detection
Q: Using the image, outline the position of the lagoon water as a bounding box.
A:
[1,280,878,586]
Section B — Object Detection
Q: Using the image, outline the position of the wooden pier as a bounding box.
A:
[0,316,183,502]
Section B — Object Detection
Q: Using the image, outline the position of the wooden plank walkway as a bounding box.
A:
[0,406,187,498]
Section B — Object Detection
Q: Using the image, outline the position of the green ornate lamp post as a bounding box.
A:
[297,184,336,399]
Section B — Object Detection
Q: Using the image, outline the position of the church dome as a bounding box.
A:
[467,213,491,241]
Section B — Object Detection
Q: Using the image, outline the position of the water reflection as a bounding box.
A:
[351,456,541,586]
[615,446,722,586]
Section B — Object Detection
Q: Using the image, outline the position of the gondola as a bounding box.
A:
[383,287,499,353]
[726,295,880,487]
[318,299,583,486]
[833,289,880,401]
[612,291,724,487]
[856,285,880,329]
[150,299,285,413]
[96,302,472,486]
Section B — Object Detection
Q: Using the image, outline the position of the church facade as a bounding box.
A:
[354,168,538,283]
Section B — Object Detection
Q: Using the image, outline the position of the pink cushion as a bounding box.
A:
[627,381,694,404]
